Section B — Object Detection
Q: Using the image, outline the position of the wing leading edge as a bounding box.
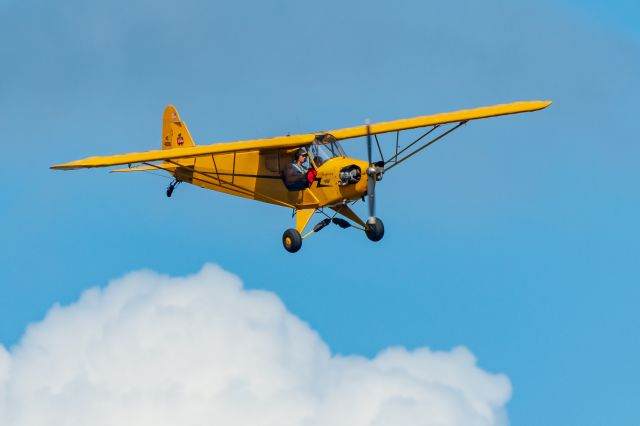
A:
[50,133,315,170]
[327,100,552,140]
[51,100,551,170]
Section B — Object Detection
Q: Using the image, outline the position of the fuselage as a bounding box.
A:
[170,146,369,210]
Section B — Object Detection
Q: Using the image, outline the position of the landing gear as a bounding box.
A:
[365,217,384,242]
[281,209,382,252]
[166,179,180,197]
[282,228,302,253]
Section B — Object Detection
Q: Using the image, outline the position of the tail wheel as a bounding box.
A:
[365,218,385,242]
[282,228,302,253]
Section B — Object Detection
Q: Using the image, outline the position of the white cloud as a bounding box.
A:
[0,264,510,426]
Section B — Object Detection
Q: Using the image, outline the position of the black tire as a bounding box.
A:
[365,218,385,242]
[282,228,302,253]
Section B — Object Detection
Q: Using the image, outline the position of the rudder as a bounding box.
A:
[162,105,196,150]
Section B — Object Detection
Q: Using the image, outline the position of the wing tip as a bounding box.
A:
[50,164,70,170]
[508,99,552,113]
[50,162,88,171]
[531,99,553,109]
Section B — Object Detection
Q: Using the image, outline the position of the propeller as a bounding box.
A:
[365,122,381,225]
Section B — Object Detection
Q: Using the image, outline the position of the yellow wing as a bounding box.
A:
[51,133,315,170]
[327,100,552,140]
[50,100,550,170]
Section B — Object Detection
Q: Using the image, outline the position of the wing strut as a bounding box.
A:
[384,121,467,173]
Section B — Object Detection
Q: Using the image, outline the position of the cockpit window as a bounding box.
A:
[310,134,345,167]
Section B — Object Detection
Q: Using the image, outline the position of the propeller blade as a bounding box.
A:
[367,173,376,222]
[366,122,372,165]
[365,123,376,224]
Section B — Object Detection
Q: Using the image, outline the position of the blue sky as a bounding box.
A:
[1,0,639,424]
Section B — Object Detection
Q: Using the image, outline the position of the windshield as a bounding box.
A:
[310,134,345,167]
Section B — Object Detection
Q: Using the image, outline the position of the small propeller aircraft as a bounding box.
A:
[51,100,551,252]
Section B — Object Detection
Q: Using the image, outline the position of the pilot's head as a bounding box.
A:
[294,148,307,164]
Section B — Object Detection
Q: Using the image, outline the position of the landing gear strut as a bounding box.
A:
[166,179,180,197]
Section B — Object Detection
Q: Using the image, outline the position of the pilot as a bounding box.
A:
[284,148,309,191]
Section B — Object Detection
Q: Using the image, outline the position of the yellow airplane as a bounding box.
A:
[51,100,551,252]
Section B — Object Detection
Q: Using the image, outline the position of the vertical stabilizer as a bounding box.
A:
[162,105,196,150]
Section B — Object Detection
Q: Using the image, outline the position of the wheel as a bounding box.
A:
[365,217,384,242]
[282,228,302,253]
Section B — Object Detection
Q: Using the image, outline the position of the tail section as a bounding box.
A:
[162,105,196,150]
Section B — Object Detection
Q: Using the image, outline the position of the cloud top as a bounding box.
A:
[0,264,510,425]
